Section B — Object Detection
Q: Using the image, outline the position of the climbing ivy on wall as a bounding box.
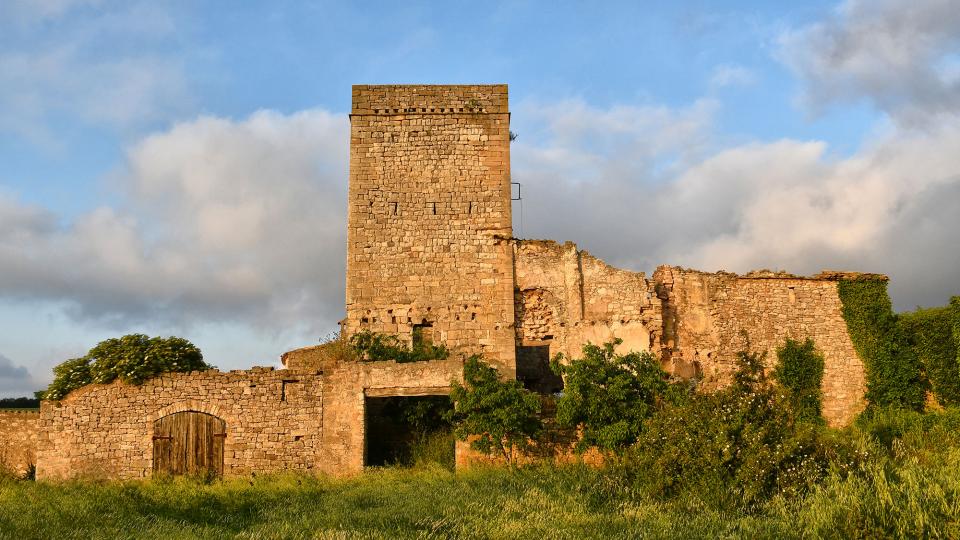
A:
[837,279,925,411]
[774,338,825,423]
[899,305,960,407]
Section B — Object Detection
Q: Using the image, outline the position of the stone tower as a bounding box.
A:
[346,85,516,374]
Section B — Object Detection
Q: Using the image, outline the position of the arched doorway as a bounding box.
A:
[152,411,226,477]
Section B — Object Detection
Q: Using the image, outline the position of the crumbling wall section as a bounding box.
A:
[346,85,516,374]
[654,266,866,426]
[36,368,326,480]
[0,410,39,476]
[513,240,662,363]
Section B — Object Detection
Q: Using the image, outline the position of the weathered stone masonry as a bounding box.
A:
[346,85,516,375]
[36,360,462,480]
[0,410,39,477]
[654,267,867,426]
[4,84,876,479]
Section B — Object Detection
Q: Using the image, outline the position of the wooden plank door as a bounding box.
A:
[152,411,226,477]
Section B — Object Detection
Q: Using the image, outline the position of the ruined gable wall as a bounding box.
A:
[36,368,326,480]
[346,85,515,374]
[513,240,662,362]
[0,410,39,476]
[654,266,866,426]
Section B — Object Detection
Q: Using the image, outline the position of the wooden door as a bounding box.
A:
[152,411,226,477]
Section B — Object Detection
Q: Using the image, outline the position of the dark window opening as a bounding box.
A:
[364,395,454,468]
[516,345,564,394]
[412,323,434,349]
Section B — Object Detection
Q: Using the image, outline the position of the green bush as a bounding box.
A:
[449,356,542,467]
[899,305,960,406]
[626,349,848,512]
[43,335,210,400]
[552,339,675,455]
[350,330,449,363]
[837,278,926,410]
[774,338,825,423]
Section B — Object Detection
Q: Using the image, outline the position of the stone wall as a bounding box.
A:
[0,410,39,476]
[654,266,867,426]
[37,367,326,480]
[35,358,464,480]
[513,240,663,364]
[346,85,516,375]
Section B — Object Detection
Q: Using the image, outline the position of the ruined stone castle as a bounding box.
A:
[1,85,871,480]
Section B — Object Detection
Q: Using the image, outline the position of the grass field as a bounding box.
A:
[2,408,959,539]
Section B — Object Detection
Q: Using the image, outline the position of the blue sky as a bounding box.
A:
[1,0,958,396]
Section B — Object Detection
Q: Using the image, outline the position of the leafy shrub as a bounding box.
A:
[899,305,960,406]
[449,356,542,467]
[43,335,210,400]
[774,338,825,423]
[552,339,675,455]
[838,278,925,410]
[626,349,849,512]
[350,330,449,363]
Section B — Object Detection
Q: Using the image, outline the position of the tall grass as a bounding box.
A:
[3,409,960,539]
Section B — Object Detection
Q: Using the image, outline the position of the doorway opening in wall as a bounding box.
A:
[364,395,454,470]
[516,344,564,394]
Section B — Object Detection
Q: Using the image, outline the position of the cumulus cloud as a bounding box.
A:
[0,109,349,332]
[779,0,960,124]
[0,354,32,393]
[512,103,960,311]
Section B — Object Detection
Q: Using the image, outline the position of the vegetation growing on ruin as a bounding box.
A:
[837,278,926,410]
[899,303,960,406]
[449,356,542,467]
[42,335,210,401]
[774,338,825,423]
[350,330,450,363]
[629,349,848,512]
[551,339,677,455]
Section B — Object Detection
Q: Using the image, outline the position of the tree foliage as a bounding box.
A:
[552,339,674,455]
[629,349,848,512]
[774,338,825,423]
[837,279,925,410]
[899,305,960,407]
[43,334,210,400]
[449,356,542,467]
[350,330,449,363]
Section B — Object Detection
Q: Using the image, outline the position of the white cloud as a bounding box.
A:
[512,101,960,311]
[709,64,757,90]
[779,0,960,124]
[0,109,349,332]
